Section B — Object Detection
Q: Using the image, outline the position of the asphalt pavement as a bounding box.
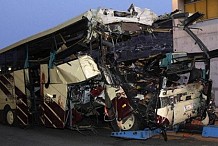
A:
[0,124,217,146]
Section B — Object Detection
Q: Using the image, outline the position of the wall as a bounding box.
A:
[173,0,218,105]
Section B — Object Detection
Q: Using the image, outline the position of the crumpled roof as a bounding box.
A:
[84,4,157,26]
[0,4,157,53]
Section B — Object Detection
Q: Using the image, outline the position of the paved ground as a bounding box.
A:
[0,124,217,146]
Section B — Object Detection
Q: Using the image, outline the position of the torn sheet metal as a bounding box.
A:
[83,4,158,42]
[84,4,157,26]
[41,55,100,84]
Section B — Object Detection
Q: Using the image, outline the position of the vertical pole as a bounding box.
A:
[24,44,29,69]
[68,86,73,129]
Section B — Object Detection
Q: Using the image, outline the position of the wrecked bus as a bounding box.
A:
[0,5,216,134]
[0,5,165,129]
[104,11,218,133]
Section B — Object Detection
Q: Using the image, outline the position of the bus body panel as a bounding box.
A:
[41,83,67,128]
[14,70,31,126]
[0,73,16,123]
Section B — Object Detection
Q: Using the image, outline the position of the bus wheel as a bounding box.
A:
[111,113,142,131]
[4,108,15,126]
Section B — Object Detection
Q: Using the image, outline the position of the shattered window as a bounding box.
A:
[160,97,170,107]
[16,47,26,70]
[0,53,5,74]
[5,50,15,73]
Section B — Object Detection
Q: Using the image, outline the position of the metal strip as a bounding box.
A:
[17,116,28,126]
[44,102,64,124]
[44,114,57,128]
[17,106,28,117]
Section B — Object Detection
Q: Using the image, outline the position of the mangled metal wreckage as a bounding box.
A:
[41,5,173,129]
[58,6,217,132]
[102,11,218,133]
[0,5,217,135]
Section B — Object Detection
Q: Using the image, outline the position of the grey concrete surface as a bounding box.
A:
[0,124,216,146]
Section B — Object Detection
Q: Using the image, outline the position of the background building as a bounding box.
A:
[172,0,218,105]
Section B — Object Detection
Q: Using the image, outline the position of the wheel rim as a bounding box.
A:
[6,110,14,125]
[120,114,135,130]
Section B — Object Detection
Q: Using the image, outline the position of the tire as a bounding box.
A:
[4,107,15,126]
[208,112,216,125]
[110,113,142,131]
